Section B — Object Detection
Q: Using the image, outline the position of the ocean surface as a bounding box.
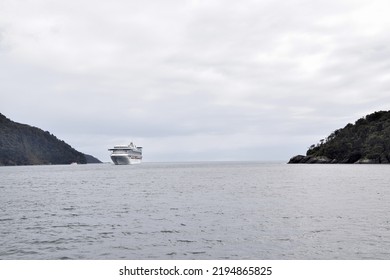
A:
[1,162,389,260]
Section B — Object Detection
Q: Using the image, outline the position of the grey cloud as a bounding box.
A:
[2,0,390,161]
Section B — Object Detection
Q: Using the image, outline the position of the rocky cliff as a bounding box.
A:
[0,113,101,165]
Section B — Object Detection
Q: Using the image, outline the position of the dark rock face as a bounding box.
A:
[288,155,332,164]
[0,113,101,166]
[288,154,382,164]
[288,155,306,163]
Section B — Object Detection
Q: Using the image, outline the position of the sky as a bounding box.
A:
[1,0,390,162]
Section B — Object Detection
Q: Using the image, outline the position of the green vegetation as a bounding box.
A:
[0,113,101,166]
[293,110,390,163]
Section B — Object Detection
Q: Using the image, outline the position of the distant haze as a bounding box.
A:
[1,0,390,162]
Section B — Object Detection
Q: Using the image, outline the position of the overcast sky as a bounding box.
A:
[1,0,390,162]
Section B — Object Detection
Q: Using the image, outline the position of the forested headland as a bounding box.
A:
[0,113,101,166]
[289,110,390,164]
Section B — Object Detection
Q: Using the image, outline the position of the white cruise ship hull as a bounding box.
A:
[110,154,141,165]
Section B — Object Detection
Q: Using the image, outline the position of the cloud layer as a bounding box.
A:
[2,0,390,161]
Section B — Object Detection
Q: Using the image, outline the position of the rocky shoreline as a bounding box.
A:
[288,155,387,164]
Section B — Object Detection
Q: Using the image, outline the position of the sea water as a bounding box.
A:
[1,162,389,259]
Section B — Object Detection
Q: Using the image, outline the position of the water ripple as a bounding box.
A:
[1,162,390,259]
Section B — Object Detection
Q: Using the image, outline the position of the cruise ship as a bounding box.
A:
[108,142,143,165]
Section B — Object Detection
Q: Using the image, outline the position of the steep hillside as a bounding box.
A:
[289,110,390,164]
[0,113,101,165]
